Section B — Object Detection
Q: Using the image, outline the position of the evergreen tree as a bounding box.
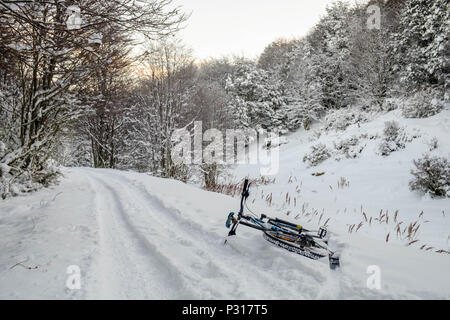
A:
[393,0,449,91]
[307,1,354,110]
[225,62,287,133]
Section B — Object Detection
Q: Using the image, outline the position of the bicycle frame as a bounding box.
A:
[224,178,340,269]
[226,179,327,241]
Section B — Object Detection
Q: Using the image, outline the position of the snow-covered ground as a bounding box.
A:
[230,108,450,252]
[0,166,449,299]
[1,108,449,300]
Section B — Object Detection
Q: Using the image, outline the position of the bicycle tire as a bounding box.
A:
[262,230,328,260]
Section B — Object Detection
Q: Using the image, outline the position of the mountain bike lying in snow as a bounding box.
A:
[225,179,340,270]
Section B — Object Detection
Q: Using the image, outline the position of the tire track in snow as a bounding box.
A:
[88,170,334,299]
[112,172,408,300]
[86,170,247,298]
[82,168,400,299]
[83,172,192,299]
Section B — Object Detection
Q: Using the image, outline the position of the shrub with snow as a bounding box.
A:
[1,167,35,199]
[380,98,398,112]
[378,121,412,156]
[323,108,369,131]
[401,91,444,118]
[333,135,366,159]
[0,157,61,199]
[303,143,331,167]
[33,159,61,187]
[409,155,450,198]
[427,137,439,151]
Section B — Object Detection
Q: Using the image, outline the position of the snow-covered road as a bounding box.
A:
[0,168,449,299]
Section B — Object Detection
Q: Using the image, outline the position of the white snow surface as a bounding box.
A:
[0,167,448,299]
[0,109,449,299]
[230,108,450,251]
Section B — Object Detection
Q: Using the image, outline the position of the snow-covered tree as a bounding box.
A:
[257,38,300,93]
[286,41,327,130]
[225,61,288,133]
[77,30,134,169]
[124,39,196,178]
[0,0,186,197]
[306,1,354,110]
[346,2,396,108]
[393,0,449,92]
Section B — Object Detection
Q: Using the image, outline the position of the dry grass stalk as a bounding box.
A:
[356,222,363,232]
[363,212,368,222]
[407,240,419,246]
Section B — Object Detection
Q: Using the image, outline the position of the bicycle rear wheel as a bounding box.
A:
[262,230,328,260]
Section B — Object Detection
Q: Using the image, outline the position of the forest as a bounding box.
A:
[0,0,448,198]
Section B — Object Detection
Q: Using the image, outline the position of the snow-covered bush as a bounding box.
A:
[323,108,369,131]
[427,137,439,151]
[409,155,450,198]
[303,143,331,167]
[0,150,61,199]
[1,166,36,199]
[401,91,444,118]
[381,98,398,112]
[378,121,411,156]
[32,159,61,188]
[333,135,366,159]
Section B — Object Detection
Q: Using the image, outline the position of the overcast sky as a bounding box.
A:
[174,0,346,60]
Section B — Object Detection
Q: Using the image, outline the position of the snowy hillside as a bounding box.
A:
[1,163,449,299]
[230,107,450,253]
